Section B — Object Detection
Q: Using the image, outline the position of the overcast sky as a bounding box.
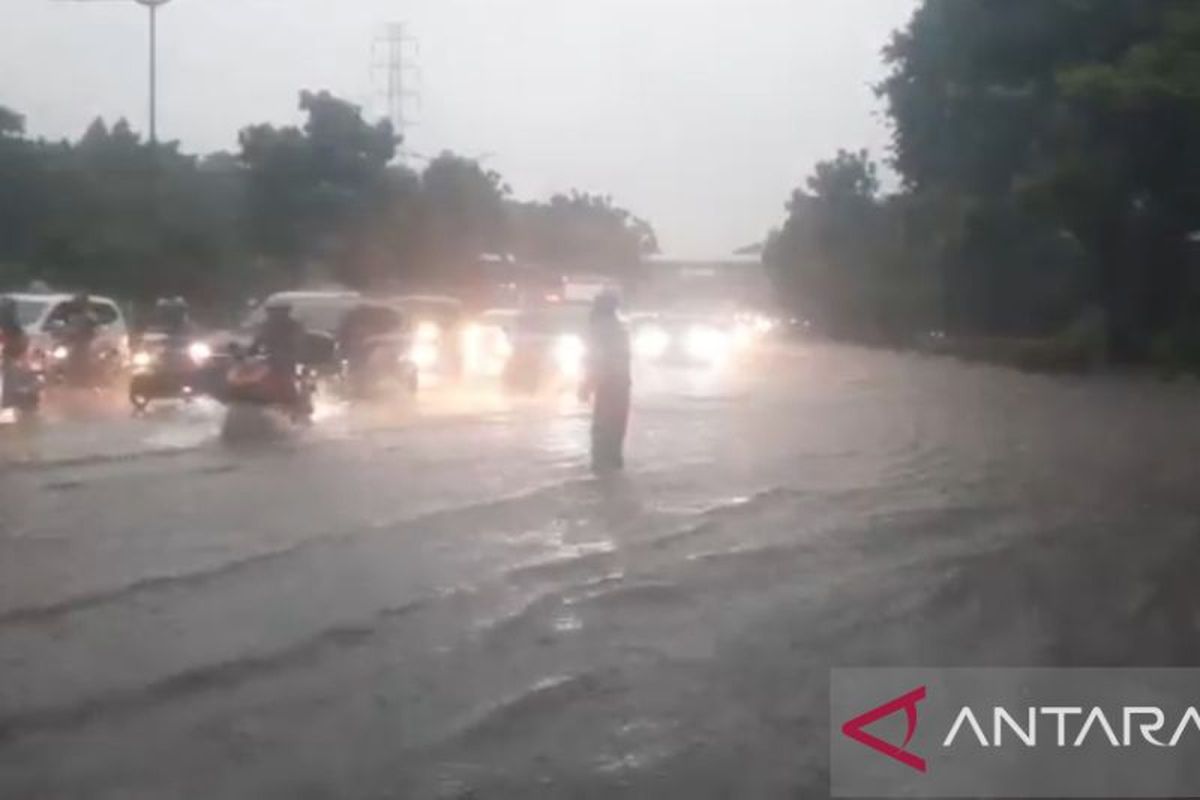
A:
[3,0,917,255]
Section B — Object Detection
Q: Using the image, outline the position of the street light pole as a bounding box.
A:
[56,0,175,141]
[133,0,171,146]
[148,0,157,144]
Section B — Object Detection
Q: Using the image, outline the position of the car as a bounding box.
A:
[387,295,466,379]
[501,302,591,391]
[2,292,131,381]
[336,300,418,398]
[628,310,752,367]
[461,309,519,379]
[240,291,364,337]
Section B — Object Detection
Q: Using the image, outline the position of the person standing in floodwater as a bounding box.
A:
[581,292,632,473]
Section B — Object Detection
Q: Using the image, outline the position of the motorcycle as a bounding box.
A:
[128,334,214,413]
[1,358,43,419]
[221,345,316,424]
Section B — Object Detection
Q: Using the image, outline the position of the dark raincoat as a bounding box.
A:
[584,313,631,472]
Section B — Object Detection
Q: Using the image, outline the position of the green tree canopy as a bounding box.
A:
[509,191,658,279]
[768,0,1200,359]
[0,89,658,308]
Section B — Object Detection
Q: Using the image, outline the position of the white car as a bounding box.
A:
[240,291,364,336]
[4,292,130,370]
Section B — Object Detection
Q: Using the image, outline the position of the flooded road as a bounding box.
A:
[2,343,1200,798]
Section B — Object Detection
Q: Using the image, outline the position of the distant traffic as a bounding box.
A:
[0,269,778,432]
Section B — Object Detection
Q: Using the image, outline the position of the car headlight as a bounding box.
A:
[411,341,439,370]
[462,324,483,372]
[51,345,70,361]
[495,331,514,360]
[554,334,586,378]
[732,322,756,349]
[685,325,730,363]
[416,321,441,343]
[131,350,154,369]
[188,341,213,365]
[634,325,670,359]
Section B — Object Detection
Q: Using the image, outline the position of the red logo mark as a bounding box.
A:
[841,686,927,773]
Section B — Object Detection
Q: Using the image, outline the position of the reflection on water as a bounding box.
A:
[0,416,37,463]
[552,612,583,633]
[5,345,1200,798]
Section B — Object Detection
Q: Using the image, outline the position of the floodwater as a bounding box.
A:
[1,342,1199,798]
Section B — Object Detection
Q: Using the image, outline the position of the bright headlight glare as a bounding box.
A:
[52,345,69,361]
[411,342,439,370]
[463,324,513,376]
[554,334,586,376]
[685,325,730,362]
[131,350,153,369]
[495,331,514,359]
[188,341,213,364]
[416,321,441,343]
[634,325,670,359]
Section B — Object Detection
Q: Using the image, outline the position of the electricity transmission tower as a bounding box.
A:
[372,22,420,164]
[55,0,174,145]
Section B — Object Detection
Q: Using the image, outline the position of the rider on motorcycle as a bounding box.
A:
[129,297,201,411]
[149,296,194,342]
[0,298,28,363]
[1,298,31,411]
[250,300,306,407]
[64,293,100,342]
[61,292,100,385]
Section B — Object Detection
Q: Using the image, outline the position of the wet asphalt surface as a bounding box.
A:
[2,342,1200,798]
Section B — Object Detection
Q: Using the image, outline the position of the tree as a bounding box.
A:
[239,90,397,285]
[766,150,937,341]
[509,191,658,279]
[0,105,23,138]
[411,152,508,284]
[0,105,39,279]
[0,92,659,308]
[862,0,1200,354]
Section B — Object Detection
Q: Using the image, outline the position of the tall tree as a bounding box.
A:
[858,0,1200,353]
[509,191,658,279]
[766,150,938,341]
[411,152,508,284]
[239,90,397,285]
[0,91,660,307]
